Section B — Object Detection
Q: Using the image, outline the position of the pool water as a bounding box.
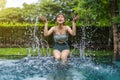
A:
[0,57,120,80]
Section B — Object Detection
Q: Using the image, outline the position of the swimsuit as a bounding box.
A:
[53,34,69,52]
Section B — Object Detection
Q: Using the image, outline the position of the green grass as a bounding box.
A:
[0,48,28,59]
[0,48,27,55]
[71,49,113,57]
[0,48,53,55]
[85,50,113,57]
[0,48,113,59]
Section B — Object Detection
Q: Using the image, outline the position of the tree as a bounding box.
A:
[37,0,79,23]
[0,0,6,10]
[73,0,120,60]
[38,0,62,21]
[55,0,79,21]
[111,0,120,60]
[74,0,111,26]
[112,0,120,24]
[22,3,39,22]
[0,8,23,22]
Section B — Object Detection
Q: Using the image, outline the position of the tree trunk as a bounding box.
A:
[111,0,119,60]
[112,24,119,60]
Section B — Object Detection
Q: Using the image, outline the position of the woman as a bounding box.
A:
[40,13,79,64]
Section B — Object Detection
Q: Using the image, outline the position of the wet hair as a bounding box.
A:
[55,13,66,21]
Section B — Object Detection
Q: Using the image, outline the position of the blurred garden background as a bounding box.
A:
[0,0,120,60]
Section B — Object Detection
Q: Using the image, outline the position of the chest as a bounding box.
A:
[54,34,68,43]
[54,27,67,34]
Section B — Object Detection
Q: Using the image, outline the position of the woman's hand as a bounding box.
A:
[39,16,48,23]
[72,15,79,22]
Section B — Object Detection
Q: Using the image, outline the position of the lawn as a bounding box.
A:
[0,48,113,59]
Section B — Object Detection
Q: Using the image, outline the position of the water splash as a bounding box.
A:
[79,27,86,60]
[71,27,86,60]
[0,58,120,80]
[27,16,50,58]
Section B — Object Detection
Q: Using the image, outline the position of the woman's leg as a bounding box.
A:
[53,50,61,60]
[61,50,70,62]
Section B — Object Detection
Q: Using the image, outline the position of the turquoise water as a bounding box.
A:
[0,57,120,80]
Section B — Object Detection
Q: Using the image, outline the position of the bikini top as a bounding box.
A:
[54,34,68,43]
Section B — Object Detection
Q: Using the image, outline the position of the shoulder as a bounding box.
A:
[51,26,55,29]
[50,26,56,31]
[65,25,70,29]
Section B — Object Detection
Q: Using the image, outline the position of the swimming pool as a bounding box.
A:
[0,57,120,80]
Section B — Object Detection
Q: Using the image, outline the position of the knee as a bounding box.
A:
[61,51,70,60]
[61,54,67,60]
[54,55,61,60]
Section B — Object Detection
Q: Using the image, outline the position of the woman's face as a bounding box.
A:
[56,14,65,24]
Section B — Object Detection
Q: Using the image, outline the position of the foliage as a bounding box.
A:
[55,0,79,21]
[37,0,62,21]
[0,22,57,27]
[0,0,119,27]
[22,3,41,23]
[37,0,78,22]
[0,22,40,27]
[113,15,120,24]
[112,0,120,24]
[0,8,24,22]
[0,3,40,23]
[73,0,111,26]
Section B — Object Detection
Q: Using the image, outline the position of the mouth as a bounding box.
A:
[58,20,63,23]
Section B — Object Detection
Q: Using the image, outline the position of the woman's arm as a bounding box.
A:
[40,16,54,37]
[67,15,79,36]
